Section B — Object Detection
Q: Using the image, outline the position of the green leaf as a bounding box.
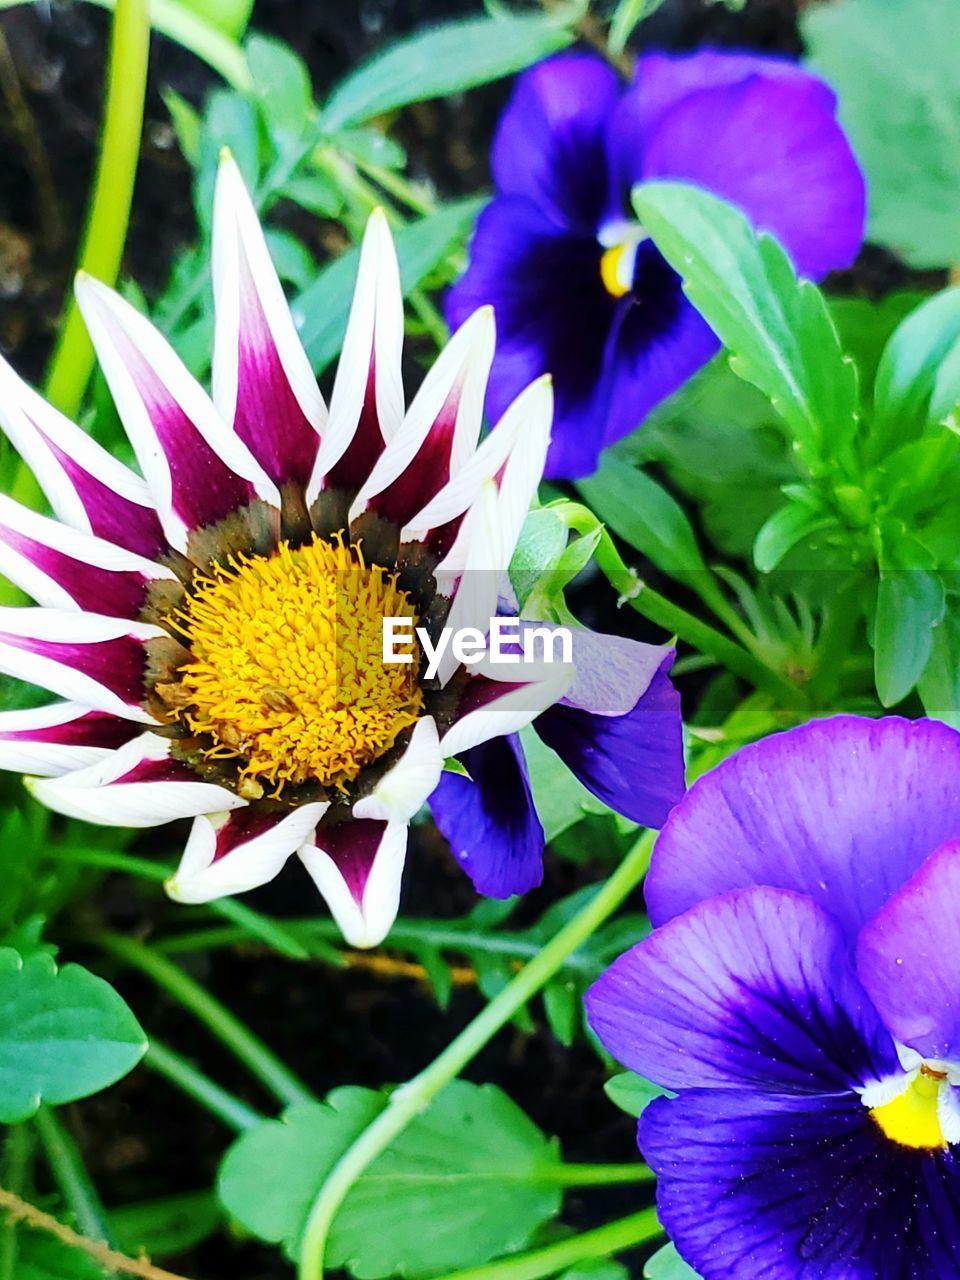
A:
[918,601,960,727]
[509,508,569,608]
[0,949,146,1122]
[753,501,835,573]
[178,0,253,40]
[15,1235,105,1280]
[318,14,575,131]
[561,1263,630,1280]
[803,0,960,269]
[295,199,484,370]
[543,978,579,1047]
[874,542,945,706]
[218,1081,563,1277]
[632,182,859,473]
[608,0,667,54]
[161,88,201,167]
[520,728,610,842]
[111,1191,221,1260]
[872,287,960,442]
[577,456,707,583]
[644,1243,699,1279]
[603,1072,672,1118]
[247,35,314,144]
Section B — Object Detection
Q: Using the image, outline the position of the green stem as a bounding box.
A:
[297,830,656,1280]
[143,1039,264,1132]
[33,1106,112,1245]
[428,1209,662,1280]
[536,1162,654,1187]
[0,1125,32,1280]
[40,0,149,431]
[97,933,314,1109]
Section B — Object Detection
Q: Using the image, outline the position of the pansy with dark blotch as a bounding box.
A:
[447,49,866,478]
[586,716,960,1279]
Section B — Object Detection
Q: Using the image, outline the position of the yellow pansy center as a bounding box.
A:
[871,1064,950,1150]
[600,242,634,298]
[172,534,423,797]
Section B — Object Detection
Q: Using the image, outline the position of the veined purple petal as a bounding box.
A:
[857,840,960,1064]
[641,1089,960,1280]
[585,887,898,1094]
[299,818,407,948]
[638,71,865,279]
[213,155,326,488]
[645,716,960,940]
[556,631,674,717]
[491,53,621,233]
[430,734,544,898]
[0,701,139,776]
[533,655,683,827]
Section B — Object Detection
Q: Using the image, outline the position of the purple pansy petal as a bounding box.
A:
[531,628,672,718]
[645,716,960,939]
[299,818,407,948]
[640,72,865,279]
[585,887,898,1094]
[430,734,544,898]
[857,840,960,1063]
[0,493,176,618]
[641,1089,960,1280]
[167,801,329,904]
[27,732,244,827]
[0,608,162,722]
[212,155,327,489]
[0,701,139,776]
[446,197,615,479]
[0,354,167,559]
[75,274,279,549]
[491,53,621,233]
[534,654,683,827]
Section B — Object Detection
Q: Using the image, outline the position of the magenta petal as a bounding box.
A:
[857,839,960,1063]
[0,522,155,618]
[0,625,150,714]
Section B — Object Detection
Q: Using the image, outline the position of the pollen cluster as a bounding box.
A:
[170,534,423,796]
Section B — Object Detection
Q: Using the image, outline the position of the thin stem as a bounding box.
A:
[0,1126,31,1280]
[142,1039,265,1133]
[428,1209,662,1280]
[297,830,656,1280]
[536,1162,654,1187]
[97,933,314,1109]
[42,0,149,426]
[33,1106,112,1245]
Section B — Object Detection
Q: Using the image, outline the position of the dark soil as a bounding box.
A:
[0,2,928,1277]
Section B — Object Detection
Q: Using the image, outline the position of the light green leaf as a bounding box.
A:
[803,0,960,269]
[247,34,314,143]
[543,978,579,1047]
[918,601,960,727]
[520,728,609,842]
[15,1236,105,1280]
[603,1072,672,1118]
[645,1243,700,1279]
[177,0,253,40]
[0,949,146,1123]
[753,501,834,573]
[218,1081,563,1278]
[632,182,859,474]
[874,540,945,706]
[319,14,575,131]
[510,508,569,608]
[561,1263,630,1280]
[161,87,201,167]
[295,199,484,370]
[608,0,667,54]
[872,287,960,442]
[111,1191,221,1260]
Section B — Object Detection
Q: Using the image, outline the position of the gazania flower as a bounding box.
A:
[586,716,960,1279]
[447,50,866,478]
[0,156,683,946]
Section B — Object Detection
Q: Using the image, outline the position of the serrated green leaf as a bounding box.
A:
[218,1081,563,1277]
[319,14,575,131]
[0,949,146,1122]
[603,1072,672,1118]
[803,0,960,269]
[295,199,484,370]
[632,182,859,474]
[753,502,834,573]
[644,1242,699,1279]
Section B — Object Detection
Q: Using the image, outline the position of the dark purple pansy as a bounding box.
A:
[586,716,960,1280]
[447,49,866,478]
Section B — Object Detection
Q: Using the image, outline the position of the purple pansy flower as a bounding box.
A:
[447,50,866,478]
[586,716,960,1279]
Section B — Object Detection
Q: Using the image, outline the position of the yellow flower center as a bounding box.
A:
[171,534,423,797]
[871,1065,950,1150]
[600,242,633,298]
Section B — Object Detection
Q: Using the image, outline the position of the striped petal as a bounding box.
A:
[0,493,176,616]
[0,608,162,722]
[0,701,139,776]
[166,801,329,904]
[26,732,245,827]
[299,818,407,948]
[440,654,573,756]
[306,209,405,500]
[0,354,166,559]
[352,715,443,823]
[349,306,495,527]
[75,274,280,550]
[212,153,327,488]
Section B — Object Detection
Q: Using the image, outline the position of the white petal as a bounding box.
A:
[299,819,408,948]
[352,716,443,823]
[166,800,329,904]
[0,701,130,776]
[432,481,502,686]
[439,658,574,757]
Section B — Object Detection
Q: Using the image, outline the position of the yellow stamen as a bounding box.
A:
[871,1066,949,1150]
[171,534,423,795]
[600,243,632,298]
